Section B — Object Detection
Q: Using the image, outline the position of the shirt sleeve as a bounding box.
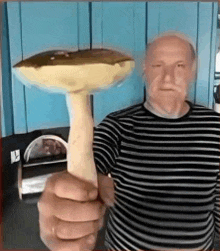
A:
[93,115,121,175]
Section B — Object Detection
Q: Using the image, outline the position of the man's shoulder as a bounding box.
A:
[191,102,220,123]
[192,102,220,115]
[107,103,144,120]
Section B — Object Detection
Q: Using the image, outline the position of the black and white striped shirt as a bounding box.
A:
[93,101,220,251]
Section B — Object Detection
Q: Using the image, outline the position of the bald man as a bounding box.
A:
[38,33,220,251]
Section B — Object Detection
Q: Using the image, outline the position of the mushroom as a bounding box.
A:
[13,49,135,188]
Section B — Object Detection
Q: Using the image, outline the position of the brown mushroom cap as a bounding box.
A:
[14,49,134,68]
[13,48,135,94]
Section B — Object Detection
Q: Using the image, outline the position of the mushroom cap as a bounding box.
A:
[13,49,135,94]
[14,49,134,67]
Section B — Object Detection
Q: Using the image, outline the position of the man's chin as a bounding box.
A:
[151,93,186,107]
[160,90,185,99]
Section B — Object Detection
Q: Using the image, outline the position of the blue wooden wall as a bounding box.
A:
[1,1,218,137]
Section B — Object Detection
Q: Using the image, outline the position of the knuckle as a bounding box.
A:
[44,174,55,190]
[45,171,65,193]
[56,227,66,239]
[56,221,69,238]
[38,193,53,215]
[53,178,63,197]
[55,220,99,240]
[88,201,103,220]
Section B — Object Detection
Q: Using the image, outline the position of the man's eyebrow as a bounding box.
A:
[150,60,186,64]
[176,61,186,63]
[150,60,163,63]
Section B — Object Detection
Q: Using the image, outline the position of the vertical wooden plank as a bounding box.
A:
[196,2,213,107]
[78,2,90,50]
[7,2,22,66]
[93,2,146,125]
[91,2,103,49]
[159,2,198,37]
[208,2,218,109]
[147,2,160,41]
[1,3,14,137]
[133,2,147,103]
[7,2,27,134]
[19,1,79,132]
[21,2,79,58]
[159,2,198,104]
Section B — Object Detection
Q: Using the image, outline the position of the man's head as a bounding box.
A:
[143,32,197,113]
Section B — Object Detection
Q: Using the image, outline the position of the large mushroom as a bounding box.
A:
[13,49,135,188]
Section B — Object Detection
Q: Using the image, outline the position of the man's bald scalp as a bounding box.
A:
[145,33,196,62]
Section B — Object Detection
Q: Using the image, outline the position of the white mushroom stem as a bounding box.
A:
[66,91,98,188]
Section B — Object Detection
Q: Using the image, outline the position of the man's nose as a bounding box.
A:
[163,66,175,84]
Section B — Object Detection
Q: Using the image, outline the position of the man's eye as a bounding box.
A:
[152,64,161,68]
[177,64,185,68]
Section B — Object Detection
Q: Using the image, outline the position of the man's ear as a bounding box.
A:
[190,59,197,83]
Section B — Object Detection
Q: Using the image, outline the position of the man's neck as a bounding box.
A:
[144,99,190,119]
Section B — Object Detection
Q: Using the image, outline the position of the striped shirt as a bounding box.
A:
[93,101,220,251]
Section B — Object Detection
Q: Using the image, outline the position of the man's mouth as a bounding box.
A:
[160,88,175,91]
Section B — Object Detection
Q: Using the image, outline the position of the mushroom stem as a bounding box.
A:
[66,92,98,188]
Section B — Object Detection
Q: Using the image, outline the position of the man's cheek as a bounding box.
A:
[175,69,190,83]
[148,83,159,96]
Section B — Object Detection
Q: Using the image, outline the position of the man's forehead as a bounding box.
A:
[150,36,190,52]
[145,35,194,61]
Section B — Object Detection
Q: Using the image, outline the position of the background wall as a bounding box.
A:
[1,1,218,137]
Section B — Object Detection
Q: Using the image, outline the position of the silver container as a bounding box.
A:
[18,135,68,203]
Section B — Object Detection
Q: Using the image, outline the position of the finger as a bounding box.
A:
[39,214,55,237]
[40,231,98,251]
[98,173,115,207]
[55,219,101,239]
[53,198,105,222]
[54,171,98,201]
[39,213,104,240]
[38,189,56,217]
[42,171,66,194]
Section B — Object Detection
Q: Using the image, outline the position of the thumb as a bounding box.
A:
[98,173,115,207]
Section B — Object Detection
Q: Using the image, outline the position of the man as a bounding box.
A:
[38,32,220,251]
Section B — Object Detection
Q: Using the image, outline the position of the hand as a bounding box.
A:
[38,171,114,251]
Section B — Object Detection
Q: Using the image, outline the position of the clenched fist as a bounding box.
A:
[38,171,114,251]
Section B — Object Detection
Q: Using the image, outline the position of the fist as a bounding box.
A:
[38,171,114,251]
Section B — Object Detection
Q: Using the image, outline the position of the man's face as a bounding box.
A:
[144,36,195,106]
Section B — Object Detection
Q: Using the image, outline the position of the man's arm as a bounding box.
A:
[38,115,119,251]
[93,114,122,175]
